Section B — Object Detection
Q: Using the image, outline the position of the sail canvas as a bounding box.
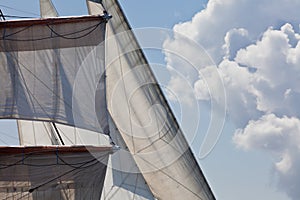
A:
[0,0,216,199]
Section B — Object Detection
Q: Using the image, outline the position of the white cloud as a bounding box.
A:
[223,28,251,60]
[233,114,300,198]
[163,0,300,199]
[171,0,300,63]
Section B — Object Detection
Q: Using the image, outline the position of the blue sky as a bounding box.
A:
[1,1,299,200]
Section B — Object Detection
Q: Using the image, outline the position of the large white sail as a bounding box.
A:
[18,0,78,146]
[87,0,216,199]
[17,1,155,200]
[8,0,216,199]
[0,7,112,199]
[0,15,108,134]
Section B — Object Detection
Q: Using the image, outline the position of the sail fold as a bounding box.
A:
[0,16,109,134]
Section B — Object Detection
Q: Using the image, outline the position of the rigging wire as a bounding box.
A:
[0,43,94,129]
[0,9,112,145]
[28,152,109,193]
[52,122,65,145]
[0,9,5,20]
[0,131,20,142]
[2,15,35,19]
[0,152,109,200]
[0,151,107,169]
[55,125,76,145]
[0,4,39,17]
[0,29,110,146]
[1,21,103,41]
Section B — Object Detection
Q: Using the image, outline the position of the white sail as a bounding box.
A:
[87,0,216,199]
[18,0,60,146]
[0,146,112,200]
[40,0,58,17]
[0,5,112,198]
[0,15,109,134]
[17,1,155,200]
[99,117,155,200]
[8,0,215,199]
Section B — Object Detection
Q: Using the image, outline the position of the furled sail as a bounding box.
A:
[87,0,216,199]
[0,146,112,200]
[0,15,109,134]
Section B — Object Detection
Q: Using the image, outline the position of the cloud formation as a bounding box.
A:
[163,0,300,199]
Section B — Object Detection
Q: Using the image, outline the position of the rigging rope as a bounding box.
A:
[52,122,65,145]
[0,44,97,132]
[0,21,104,41]
[0,149,108,169]
[27,152,109,193]
[0,151,110,200]
[2,15,34,19]
[0,9,5,20]
[0,4,39,17]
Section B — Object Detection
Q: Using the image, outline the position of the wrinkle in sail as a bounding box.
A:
[0,16,108,134]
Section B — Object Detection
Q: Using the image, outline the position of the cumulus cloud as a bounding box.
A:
[171,0,300,62]
[163,0,300,199]
[233,114,300,198]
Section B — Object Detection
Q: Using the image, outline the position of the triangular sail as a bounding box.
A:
[88,0,216,199]
[87,2,158,199]
[101,116,155,200]
[40,0,58,17]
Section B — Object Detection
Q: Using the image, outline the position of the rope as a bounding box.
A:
[55,125,76,145]
[52,123,65,145]
[0,9,5,20]
[28,151,109,193]
[0,5,39,17]
[1,21,103,41]
[46,22,102,40]
[0,131,18,145]
[2,15,34,19]
[0,45,95,132]
[0,149,110,169]
[0,150,109,199]
[1,22,110,147]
